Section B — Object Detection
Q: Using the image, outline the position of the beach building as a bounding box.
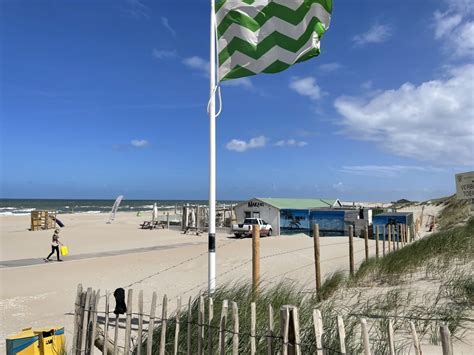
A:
[234,198,372,236]
[372,212,414,240]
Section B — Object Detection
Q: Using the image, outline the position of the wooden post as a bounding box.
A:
[102,293,109,355]
[187,297,192,355]
[167,212,170,229]
[137,290,144,355]
[388,319,395,355]
[360,318,371,355]
[313,309,323,355]
[124,289,133,354]
[219,300,228,355]
[90,290,101,354]
[267,304,274,355]
[80,288,92,354]
[396,224,400,250]
[440,324,453,355]
[364,226,369,261]
[290,307,301,355]
[252,224,261,294]
[113,314,120,355]
[383,226,386,257]
[147,292,157,355]
[159,294,168,355]
[349,225,355,276]
[174,296,181,355]
[375,226,380,259]
[410,321,421,355]
[250,302,256,355]
[313,224,321,292]
[72,284,83,355]
[198,296,205,355]
[197,206,201,230]
[392,225,396,251]
[280,306,290,355]
[387,225,392,253]
[232,301,239,355]
[337,315,346,355]
[208,297,214,354]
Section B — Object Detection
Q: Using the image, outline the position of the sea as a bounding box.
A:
[0,199,241,216]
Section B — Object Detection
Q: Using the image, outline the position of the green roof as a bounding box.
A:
[257,198,339,210]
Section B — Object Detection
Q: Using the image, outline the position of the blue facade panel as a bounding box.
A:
[310,210,345,236]
[372,215,409,240]
[280,209,310,235]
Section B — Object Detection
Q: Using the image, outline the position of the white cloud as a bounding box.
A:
[361,80,373,90]
[340,165,445,178]
[353,24,392,46]
[182,56,209,76]
[122,0,149,19]
[334,64,474,166]
[318,62,343,73]
[226,136,268,152]
[221,77,253,89]
[160,17,176,37]
[433,3,474,58]
[332,182,346,192]
[274,139,308,147]
[130,139,149,148]
[289,77,322,100]
[152,49,177,60]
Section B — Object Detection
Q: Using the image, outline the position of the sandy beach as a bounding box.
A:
[0,211,376,351]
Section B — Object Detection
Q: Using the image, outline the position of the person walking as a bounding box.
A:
[44,229,63,262]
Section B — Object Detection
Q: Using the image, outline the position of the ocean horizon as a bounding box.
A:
[0,198,242,216]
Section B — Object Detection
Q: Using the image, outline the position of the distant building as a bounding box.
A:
[372,212,414,240]
[233,198,372,236]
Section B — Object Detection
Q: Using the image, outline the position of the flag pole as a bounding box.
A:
[208,0,217,294]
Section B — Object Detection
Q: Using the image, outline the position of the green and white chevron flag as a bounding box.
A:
[216,0,333,81]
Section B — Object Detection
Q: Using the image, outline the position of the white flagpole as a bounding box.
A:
[208,0,217,294]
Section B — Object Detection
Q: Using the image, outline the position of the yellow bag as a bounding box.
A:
[60,245,69,256]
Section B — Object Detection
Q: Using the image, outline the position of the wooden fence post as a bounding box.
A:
[80,288,92,354]
[219,300,228,355]
[313,309,323,355]
[113,314,120,355]
[137,290,144,355]
[280,306,290,355]
[313,224,321,292]
[396,224,400,250]
[375,226,380,259]
[290,306,301,355]
[124,289,133,354]
[232,301,239,355]
[187,296,192,355]
[72,284,83,355]
[410,321,421,355]
[90,290,101,354]
[364,226,369,261]
[267,304,274,355]
[252,224,261,294]
[388,319,395,355]
[159,295,168,355]
[198,295,204,355]
[440,324,453,355]
[174,296,181,355]
[349,225,354,276]
[360,318,371,355]
[387,225,392,253]
[167,212,170,229]
[208,297,214,354]
[337,315,346,355]
[102,292,109,355]
[250,302,256,355]
[383,226,386,257]
[147,291,157,355]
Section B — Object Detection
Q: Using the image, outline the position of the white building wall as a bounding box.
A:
[234,199,281,235]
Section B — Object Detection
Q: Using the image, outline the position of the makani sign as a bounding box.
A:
[455,171,474,200]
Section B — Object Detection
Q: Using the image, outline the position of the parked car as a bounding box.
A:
[231,218,273,237]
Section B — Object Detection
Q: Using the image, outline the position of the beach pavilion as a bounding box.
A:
[233,198,360,236]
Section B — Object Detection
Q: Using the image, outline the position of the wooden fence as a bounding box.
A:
[71,284,455,355]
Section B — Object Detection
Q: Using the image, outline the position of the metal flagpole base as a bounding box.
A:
[208,233,216,293]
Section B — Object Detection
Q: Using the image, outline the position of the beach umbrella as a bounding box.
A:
[152,203,158,222]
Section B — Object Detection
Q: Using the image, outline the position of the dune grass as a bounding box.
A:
[137,219,473,354]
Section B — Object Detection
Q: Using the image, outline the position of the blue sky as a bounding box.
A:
[1,0,473,201]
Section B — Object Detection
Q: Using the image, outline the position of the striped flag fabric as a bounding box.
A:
[216,0,333,81]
